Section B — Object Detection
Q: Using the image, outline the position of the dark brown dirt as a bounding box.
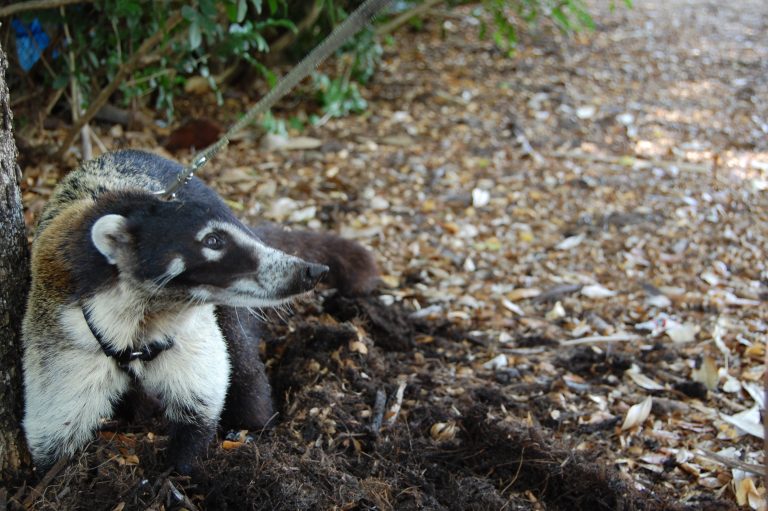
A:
[7,293,726,511]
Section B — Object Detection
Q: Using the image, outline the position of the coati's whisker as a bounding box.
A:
[233,307,248,339]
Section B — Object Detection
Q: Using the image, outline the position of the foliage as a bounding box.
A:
[471,0,632,54]
[13,0,297,120]
[8,0,630,127]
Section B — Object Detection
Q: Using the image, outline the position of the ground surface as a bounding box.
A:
[11,0,768,509]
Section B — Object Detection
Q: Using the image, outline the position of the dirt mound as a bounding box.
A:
[8,294,717,511]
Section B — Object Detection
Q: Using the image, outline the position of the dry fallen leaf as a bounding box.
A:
[691,356,719,391]
[546,301,566,320]
[430,421,458,442]
[482,354,508,370]
[555,233,586,250]
[581,284,617,298]
[621,396,653,431]
[507,288,541,301]
[625,366,665,391]
[666,323,696,343]
[732,470,766,510]
[222,440,244,450]
[720,406,763,439]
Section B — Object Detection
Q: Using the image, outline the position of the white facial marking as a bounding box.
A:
[153,257,186,289]
[166,257,186,278]
[194,224,216,242]
[202,247,224,262]
[190,287,212,302]
[91,214,128,265]
[196,220,265,252]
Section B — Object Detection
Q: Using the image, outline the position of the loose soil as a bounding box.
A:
[13,295,688,511]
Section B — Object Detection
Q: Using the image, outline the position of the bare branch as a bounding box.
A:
[56,13,183,160]
[376,0,443,36]
[269,0,324,56]
[0,0,93,18]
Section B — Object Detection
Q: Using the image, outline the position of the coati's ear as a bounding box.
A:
[91,214,131,265]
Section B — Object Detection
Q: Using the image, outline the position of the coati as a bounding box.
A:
[23,149,379,474]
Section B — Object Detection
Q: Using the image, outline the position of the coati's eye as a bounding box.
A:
[202,232,226,250]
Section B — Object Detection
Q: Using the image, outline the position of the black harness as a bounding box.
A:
[82,307,174,373]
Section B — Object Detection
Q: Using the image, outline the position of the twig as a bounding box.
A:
[0,0,93,17]
[79,125,92,160]
[698,449,765,477]
[42,86,65,120]
[550,150,713,174]
[385,381,407,426]
[709,391,748,413]
[88,125,108,154]
[62,7,91,160]
[269,0,324,56]
[371,388,387,435]
[161,479,199,511]
[533,284,583,304]
[559,332,642,346]
[376,0,443,36]
[22,458,68,508]
[10,91,38,107]
[56,13,183,160]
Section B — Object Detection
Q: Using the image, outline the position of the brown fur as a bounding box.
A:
[29,200,94,305]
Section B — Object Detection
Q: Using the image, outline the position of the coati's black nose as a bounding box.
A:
[301,263,328,291]
[305,263,329,287]
[285,262,329,296]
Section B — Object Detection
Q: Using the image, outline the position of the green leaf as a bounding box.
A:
[189,21,202,49]
[52,74,69,90]
[249,60,277,87]
[249,0,262,14]
[288,116,304,131]
[199,0,217,17]
[181,5,197,21]
[225,2,238,22]
[237,0,248,22]
[551,7,569,30]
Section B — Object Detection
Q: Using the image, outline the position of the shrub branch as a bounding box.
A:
[0,0,94,18]
[56,13,183,160]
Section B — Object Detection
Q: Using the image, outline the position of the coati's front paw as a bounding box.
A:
[170,457,194,476]
[166,420,214,476]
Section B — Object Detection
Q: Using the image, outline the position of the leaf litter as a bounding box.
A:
[12,0,768,509]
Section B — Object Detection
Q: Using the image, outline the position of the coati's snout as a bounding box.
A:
[287,262,329,296]
[86,193,329,307]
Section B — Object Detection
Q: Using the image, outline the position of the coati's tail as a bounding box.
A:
[251,224,380,296]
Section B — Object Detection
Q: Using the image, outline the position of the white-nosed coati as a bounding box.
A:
[22,149,379,475]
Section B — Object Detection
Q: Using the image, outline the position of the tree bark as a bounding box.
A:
[0,43,30,480]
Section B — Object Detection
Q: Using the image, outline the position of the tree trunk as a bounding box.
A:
[0,43,30,481]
